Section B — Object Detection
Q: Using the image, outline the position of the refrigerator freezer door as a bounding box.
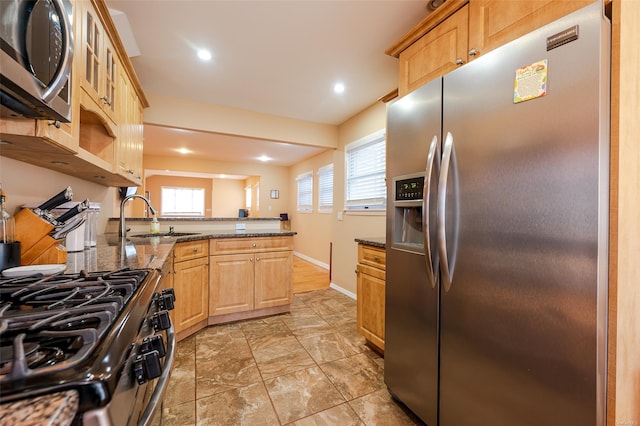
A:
[385,78,442,426]
[439,3,609,426]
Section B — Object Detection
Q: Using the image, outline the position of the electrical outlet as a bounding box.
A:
[337,212,343,221]
[236,223,246,231]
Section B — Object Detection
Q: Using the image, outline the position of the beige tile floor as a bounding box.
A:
[161,288,421,425]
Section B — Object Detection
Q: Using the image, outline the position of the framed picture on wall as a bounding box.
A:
[270,190,279,199]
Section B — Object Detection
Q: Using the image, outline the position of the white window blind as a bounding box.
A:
[296,171,313,212]
[317,164,334,213]
[345,129,386,210]
[161,187,205,216]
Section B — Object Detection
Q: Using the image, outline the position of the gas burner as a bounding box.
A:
[0,269,150,380]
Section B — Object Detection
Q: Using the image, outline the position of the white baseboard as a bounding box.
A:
[293,252,329,270]
[293,252,355,300]
[330,282,356,300]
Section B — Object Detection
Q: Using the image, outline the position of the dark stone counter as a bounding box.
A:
[354,237,386,249]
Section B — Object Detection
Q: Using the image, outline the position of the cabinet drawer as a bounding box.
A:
[210,237,293,255]
[358,244,386,270]
[174,240,209,261]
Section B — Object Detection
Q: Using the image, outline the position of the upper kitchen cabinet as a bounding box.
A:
[0,0,147,187]
[397,5,469,96]
[388,0,594,97]
[116,66,143,185]
[467,0,594,60]
[78,0,119,127]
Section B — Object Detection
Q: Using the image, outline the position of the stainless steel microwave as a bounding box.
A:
[0,0,74,122]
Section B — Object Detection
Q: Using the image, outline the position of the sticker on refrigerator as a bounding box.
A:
[513,59,548,104]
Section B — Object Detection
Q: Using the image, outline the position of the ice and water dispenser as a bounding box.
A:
[392,173,425,253]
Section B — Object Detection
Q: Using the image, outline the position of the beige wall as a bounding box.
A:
[289,101,387,295]
[145,175,213,217]
[144,92,338,149]
[213,179,246,217]
[289,150,336,266]
[0,156,118,234]
[143,155,290,218]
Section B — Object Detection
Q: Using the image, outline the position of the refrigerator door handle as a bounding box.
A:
[438,131,454,292]
[423,135,439,289]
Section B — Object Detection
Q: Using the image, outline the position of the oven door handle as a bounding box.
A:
[138,325,176,426]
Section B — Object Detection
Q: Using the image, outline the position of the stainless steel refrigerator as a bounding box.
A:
[384,2,610,426]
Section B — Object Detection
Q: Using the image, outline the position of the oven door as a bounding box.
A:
[0,0,73,122]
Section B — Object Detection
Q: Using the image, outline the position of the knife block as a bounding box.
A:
[14,208,67,265]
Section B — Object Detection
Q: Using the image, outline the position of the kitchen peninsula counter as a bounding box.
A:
[66,230,297,273]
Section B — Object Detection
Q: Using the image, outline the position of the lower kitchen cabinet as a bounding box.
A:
[208,253,254,316]
[356,243,386,352]
[254,251,293,309]
[171,240,209,340]
[209,236,293,323]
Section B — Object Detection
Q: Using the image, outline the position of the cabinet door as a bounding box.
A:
[173,257,209,334]
[357,264,386,351]
[80,3,102,103]
[209,254,254,316]
[468,0,593,60]
[79,1,118,119]
[398,4,468,96]
[254,251,293,309]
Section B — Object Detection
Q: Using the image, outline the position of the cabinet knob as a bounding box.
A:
[256,257,260,262]
[469,48,479,57]
[249,258,253,262]
[100,96,112,106]
[355,269,359,274]
[192,248,198,252]
[48,120,61,128]
[252,243,257,247]
[455,58,465,66]
[374,256,380,261]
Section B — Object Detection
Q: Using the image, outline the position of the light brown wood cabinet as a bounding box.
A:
[398,5,469,96]
[390,0,592,97]
[467,0,593,61]
[209,236,293,321]
[0,0,147,187]
[78,0,118,124]
[356,243,386,352]
[171,240,209,340]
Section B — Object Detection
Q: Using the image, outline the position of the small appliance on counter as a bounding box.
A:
[52,200,100,252]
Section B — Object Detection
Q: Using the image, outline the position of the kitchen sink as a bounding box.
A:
[130,232,200,238]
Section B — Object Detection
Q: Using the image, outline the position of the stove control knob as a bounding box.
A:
[141,334,166,358]
[133,351,162,385]
[162,288,176,301]
[151,311,171,331]
[156,291,175,311]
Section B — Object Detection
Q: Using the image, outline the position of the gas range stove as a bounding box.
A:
[0,268,175,425]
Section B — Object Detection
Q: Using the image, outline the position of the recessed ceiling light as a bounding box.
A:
[177,148,191,154]
[257,155,272,162]
[197,49,212,61]
[334,82,345,94]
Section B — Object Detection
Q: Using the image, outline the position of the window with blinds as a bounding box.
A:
[345,129,386,211]
[318,163,334,213]
[161,186,205,216]
[296,171,313,212]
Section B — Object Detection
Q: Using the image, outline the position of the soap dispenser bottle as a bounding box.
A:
[150,217,160,234]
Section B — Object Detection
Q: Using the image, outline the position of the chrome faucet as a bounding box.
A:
[119,194,158,237]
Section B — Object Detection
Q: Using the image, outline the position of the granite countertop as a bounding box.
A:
[0,390,78,426]
[355,237,386,249]
[66,230,297,273]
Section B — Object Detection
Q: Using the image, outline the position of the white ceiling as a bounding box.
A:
[105,0,434,168]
